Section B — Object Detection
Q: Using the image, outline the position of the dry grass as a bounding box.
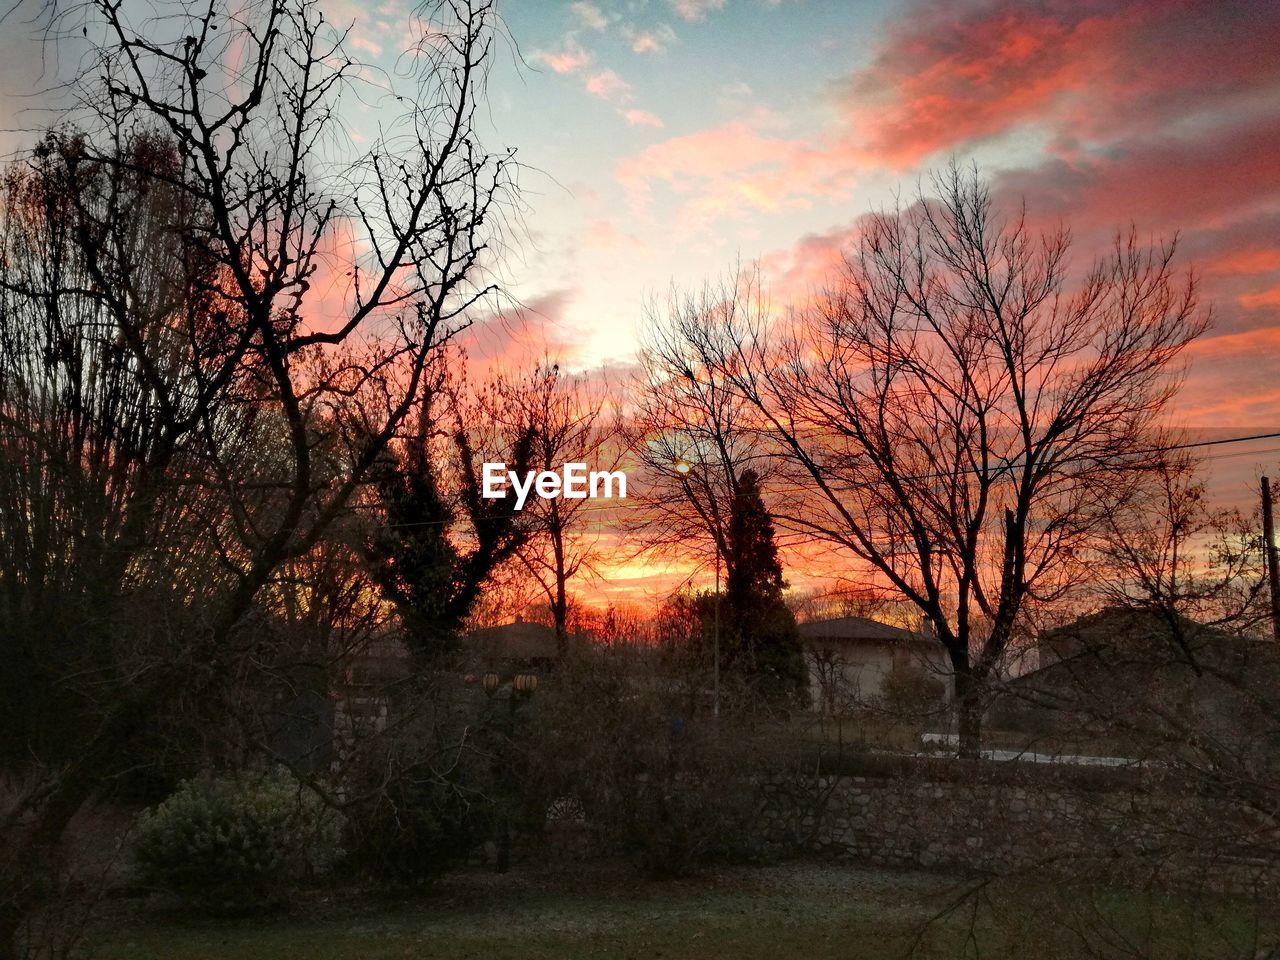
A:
[87,860,1271,960]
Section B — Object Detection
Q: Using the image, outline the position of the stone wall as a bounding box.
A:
[759,755,1277,895]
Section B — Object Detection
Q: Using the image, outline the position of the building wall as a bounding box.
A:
[525,754,1276,897]
[758,758,1276,895]
[807,641,952,714]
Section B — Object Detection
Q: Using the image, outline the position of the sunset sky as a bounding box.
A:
[2,0,1278,604]
[489,0,1280,601]
[480,0,1280,426]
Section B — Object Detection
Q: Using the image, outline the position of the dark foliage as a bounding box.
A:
[364,427,534,658]
[721,470,806,698]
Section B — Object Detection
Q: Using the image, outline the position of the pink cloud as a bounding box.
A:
[757,224,854,302]
[843,0,1280,168]
[538,41,592,75]
[585,69,633,102]
[615,117,858,230]
[624,23,677,54]
[991,113,1280,236]
[623,109,664,128]
[459,290,584,370]
[669,0,725,21]
[584,218,637,251]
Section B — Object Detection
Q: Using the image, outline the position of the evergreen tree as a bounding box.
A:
[720,470,806,699]
[365,427,534,659]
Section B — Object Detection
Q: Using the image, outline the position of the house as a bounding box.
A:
[989,607,1279,757]
[798,616,952,715]
[466,615,560,670]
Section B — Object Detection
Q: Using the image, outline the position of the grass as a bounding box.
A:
[88,861,1272,960]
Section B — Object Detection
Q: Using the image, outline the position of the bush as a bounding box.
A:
[338,677,504,884]
[881,659,947,720]
[131,768,342,913]
[342,760,495,883]
[529,645,785,877]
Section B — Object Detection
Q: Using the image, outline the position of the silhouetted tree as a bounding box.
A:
[365,411,535,658]
[722,469,805,698]
[0,0,514,951]
[628,273,776,590]
[689,166,1208,756]
[498,363,620,651]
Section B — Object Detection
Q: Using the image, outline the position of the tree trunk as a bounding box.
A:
[0,656,173,959]
[953,666,983,760]
[553,578,568,658]
[0,559,276,959]
[0,903,22,960]
[551,522,568,658]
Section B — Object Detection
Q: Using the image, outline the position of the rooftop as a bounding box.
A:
[798,616,932,648]
[466,618,559,661]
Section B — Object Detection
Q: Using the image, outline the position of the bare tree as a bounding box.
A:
[0,0,514,952]
[628,272,777,585]
[703,166,1208,757]
[1083,452,1279,804]
[1098,446,1269,633]
[957,456,1280,958]
[487,362,620,651]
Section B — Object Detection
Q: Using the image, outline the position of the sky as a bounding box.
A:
[477,0,1280,430]
[2,0,1279,605]
[489,0,1280,602]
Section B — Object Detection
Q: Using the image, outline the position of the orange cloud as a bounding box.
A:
[1176,324,1280,426]
[1205,248,1280,276]
[845,0,1280,168]
[1239,287,1280,310]
[458,290,585,372]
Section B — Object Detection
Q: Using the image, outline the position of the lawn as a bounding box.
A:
[88,861,1271,960]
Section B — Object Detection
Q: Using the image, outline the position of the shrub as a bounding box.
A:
[881,659,947,720]
[131,768,342,913]
[338,678,504,884]
[342,760,495,883]
[529,645,785,877]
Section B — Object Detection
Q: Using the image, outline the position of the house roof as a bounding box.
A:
[1043,605,1221,641]
[1025,605,1270,681]
[466,619,559,661]
[798,616,932,648]
[1039,606,1238,658]
[994,607,1279,744]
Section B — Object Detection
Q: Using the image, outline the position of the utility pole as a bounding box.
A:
[674,456,722,720]
[1263,477,1280,643]
[713,544,721,720]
